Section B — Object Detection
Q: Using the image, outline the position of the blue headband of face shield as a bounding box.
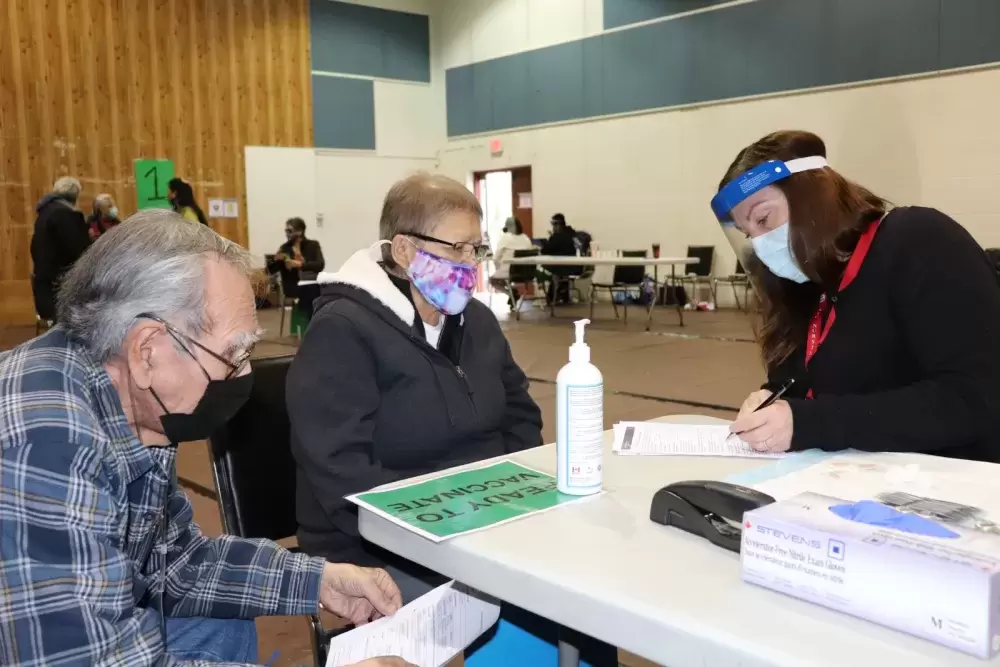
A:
[710,156,829,223]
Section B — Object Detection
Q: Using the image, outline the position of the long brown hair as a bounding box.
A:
[719,131,889,368]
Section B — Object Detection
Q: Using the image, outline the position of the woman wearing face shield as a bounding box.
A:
[716,130,1000,462]
[287,173,543,595]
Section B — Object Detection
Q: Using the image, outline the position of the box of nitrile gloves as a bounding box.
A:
[741,492,1000,658]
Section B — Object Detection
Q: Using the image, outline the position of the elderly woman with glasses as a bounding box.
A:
[287,172,543,598]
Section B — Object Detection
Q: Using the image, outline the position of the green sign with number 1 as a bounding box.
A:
[134,159,175,210]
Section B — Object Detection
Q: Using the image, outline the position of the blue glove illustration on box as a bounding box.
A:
[830,500,960,539]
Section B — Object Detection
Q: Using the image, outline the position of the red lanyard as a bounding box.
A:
[804,219,882,396]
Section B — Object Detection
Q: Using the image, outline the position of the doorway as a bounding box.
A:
[473,166,533,251]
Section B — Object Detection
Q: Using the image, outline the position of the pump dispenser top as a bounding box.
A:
[569,319,591,363]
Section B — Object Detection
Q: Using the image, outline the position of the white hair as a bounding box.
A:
[57,209,254,361]
[94,193,114,206]
[52,176,82,203]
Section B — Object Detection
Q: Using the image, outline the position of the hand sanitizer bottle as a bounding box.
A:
[556,319,604,495]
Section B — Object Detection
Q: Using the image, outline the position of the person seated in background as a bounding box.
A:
[268,216,325,321]
[0,210,407,667]
[489,216,535,307]
[87,192,121,239]
[167,177,209,225]
[541,212,582,304]
[30,176,91,322]
[715,130,1000,461]
[289,173,542,590]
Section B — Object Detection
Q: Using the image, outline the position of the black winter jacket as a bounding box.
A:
[287,246,543,565]
[30,194,90,320]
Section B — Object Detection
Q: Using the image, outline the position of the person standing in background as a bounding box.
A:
[87,193,121,239]
[167,177,209,225]
[30,176,91,321]
[268,217,326,321]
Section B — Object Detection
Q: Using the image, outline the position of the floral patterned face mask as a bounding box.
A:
[406,247,478,315]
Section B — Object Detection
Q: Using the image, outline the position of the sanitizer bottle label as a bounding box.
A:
[565,384,604,488]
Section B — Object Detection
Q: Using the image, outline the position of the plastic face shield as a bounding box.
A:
[710,156,828,264]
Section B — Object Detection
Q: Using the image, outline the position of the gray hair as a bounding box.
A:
[57,209,254,361]
[94,193,114,207]
[52,176,82,203]
[379,172,481,266]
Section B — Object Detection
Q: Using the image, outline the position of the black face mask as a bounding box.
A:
[140,313,255,444]
[152,373,254,443]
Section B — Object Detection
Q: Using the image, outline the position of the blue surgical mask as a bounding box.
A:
[108,206,119,219]
[750,222,809,283]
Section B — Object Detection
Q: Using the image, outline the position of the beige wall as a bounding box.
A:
[438,66,1000,304]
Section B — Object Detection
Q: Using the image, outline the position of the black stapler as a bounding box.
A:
[649,480,776,553]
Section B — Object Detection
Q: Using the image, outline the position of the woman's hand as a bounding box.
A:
[738,389,772,418]
[319,563,403,625]
[729,400,794,453]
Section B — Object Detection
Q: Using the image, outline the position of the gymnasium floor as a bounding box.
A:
[0,304,765,666]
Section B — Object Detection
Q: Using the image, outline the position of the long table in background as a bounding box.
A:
[506,255,698,328]
[359,415,977,667]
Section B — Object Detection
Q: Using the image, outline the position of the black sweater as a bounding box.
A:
[287,248,543,565]
[765,207,1000,463]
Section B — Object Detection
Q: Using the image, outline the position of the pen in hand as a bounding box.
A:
[727,378,796,443]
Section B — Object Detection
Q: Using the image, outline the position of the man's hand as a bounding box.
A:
[738,389,772,418]
[319,563,403,625]
[346,658,417,667]
[729,400,794,453]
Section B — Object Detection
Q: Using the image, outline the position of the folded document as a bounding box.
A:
[612,422,786,459]
[325,580,500,667]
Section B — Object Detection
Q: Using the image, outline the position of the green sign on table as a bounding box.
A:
[349,461,591,542]
[134,159,175,210]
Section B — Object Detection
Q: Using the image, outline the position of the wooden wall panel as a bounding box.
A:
[0,0,313,323]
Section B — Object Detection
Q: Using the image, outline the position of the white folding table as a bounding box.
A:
[359,415,981,667]
[505,256,698,328]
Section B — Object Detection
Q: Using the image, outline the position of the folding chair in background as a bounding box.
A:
[679,245,716,305]
[713,259,752,311]
[589,250,647,325]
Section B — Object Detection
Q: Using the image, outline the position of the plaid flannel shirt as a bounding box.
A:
[0,328,325,666]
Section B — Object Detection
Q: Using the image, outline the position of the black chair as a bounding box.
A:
[590,250,647,324]
[508,248,543,321]
[566,267,595,306]
[208,354,342,667]
[679,245,716,304]
[712,259,752,311]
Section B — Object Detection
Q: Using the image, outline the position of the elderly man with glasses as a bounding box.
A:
[288,173,542,603]
[0,210,411,667]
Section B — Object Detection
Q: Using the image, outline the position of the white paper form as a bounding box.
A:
[612,421,787,459]
[325,581,500,667]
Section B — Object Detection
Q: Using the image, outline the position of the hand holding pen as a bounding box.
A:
[727,379,796,452]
